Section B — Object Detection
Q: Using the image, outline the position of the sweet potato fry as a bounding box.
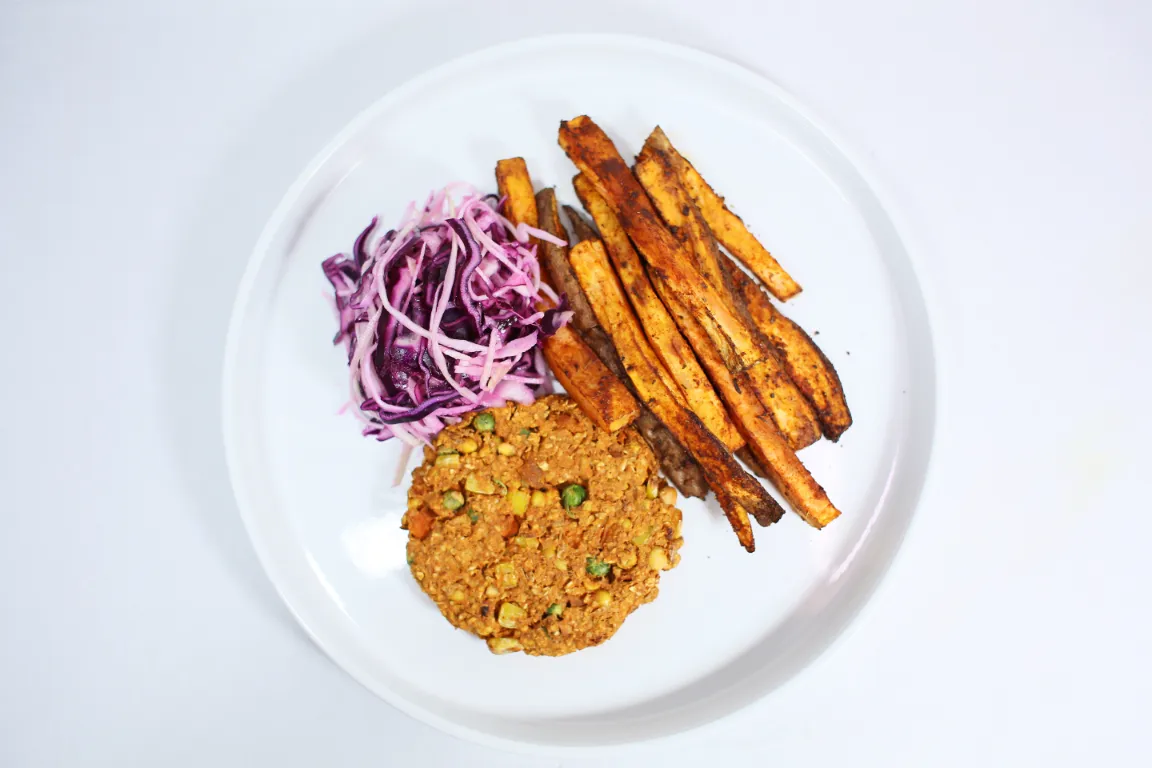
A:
[558,116,839,527]
[562,204,599,243]
[640,128,784,339]
[672,146,802,301]
[634,130,820,450]
[495,158,538,229]
[724,254,853,441]
[496,158,639,434]
[560,118,761,372]
[736,446,771,483]
[535,188,597,335]
[542,214,684,412]
[542,326,639,432]
[573,173,743,452]
[733,364,840,528]
[635,132,733,306]
[646,272,787,520]
[562,119,817,449]
[584,326,709,499]
[545,196,707,497]
[570,239,780,549]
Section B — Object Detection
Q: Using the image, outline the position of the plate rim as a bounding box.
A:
[222,32,939,755]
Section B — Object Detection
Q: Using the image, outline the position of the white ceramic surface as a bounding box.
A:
[223,35,935,750]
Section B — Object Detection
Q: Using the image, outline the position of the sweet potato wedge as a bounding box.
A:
[560,118,760,372]
[542,326,640,432]
[672,146,802,301]
[645,274,785,524]
[562,204,599,243]
[573,173,743,452]
[534,188,597,335]
[635,132,733,306]
[733,365,840,528]
[724,254,852,441]
[495,158,538,229]
[496,158,639,434]
[558,117,840,528]
[542,211,685,411]
[570,239,781,549]
[583,326,709,499]
[634,131,820,450]
[565,120,818,450]
[543,195,707,497]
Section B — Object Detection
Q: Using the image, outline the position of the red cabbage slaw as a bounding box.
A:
[322,185,572,446]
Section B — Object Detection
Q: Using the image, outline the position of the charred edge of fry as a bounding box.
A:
[667,406,766,549]
[712,492,756,551]
[735,444,769,480]
[562,204,600,243]
[673,146,802,301]
[534,187,563,238]
[725,256,852,441]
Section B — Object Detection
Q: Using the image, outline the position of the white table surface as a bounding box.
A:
[2,1,1149,765]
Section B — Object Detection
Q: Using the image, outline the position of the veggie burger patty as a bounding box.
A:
[404,395,683,655]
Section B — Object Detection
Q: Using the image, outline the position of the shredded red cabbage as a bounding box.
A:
[322,185,572,445]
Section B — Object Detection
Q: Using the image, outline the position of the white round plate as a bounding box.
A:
[223,34,935,752]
